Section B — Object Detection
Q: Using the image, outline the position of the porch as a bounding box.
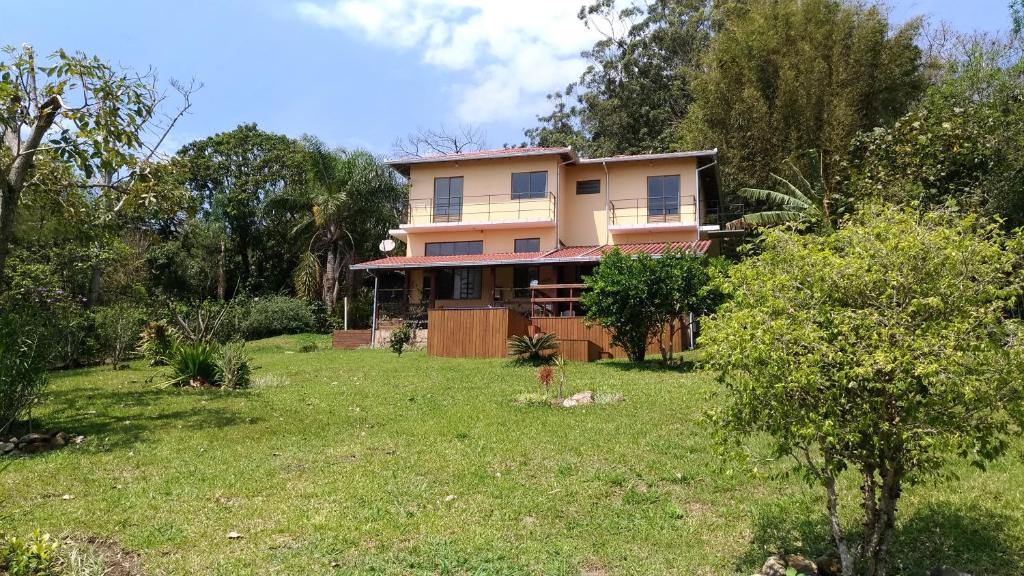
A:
[350,241,709,361]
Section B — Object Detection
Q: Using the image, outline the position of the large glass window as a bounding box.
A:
[436,268,482,300]
[514,238,541,253]
[424,241,483,257]
[511,171,548,200]
[647,175,680,219]
[434,176,464,222]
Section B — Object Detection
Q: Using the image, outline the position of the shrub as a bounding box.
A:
[702,206,1024,576]
[216,341,252,389]
[94,304,147,370]
[508,333,559,365]
[163,341,219,387]
[297,341,318,353]
[138,320,177,366]
[243,296,314,340]
[389,323,413,356]
[0,305,50,435]
[0,530,60,576]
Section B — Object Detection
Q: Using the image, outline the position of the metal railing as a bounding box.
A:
[401,192,556,225]
[609,195,697,225]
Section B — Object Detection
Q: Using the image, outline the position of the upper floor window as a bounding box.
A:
[425,241,483,257]
[514,238,541,253]
[434,176,464,222]
[511,171,547,200]
[647,175,681,217]
[576,179,600,195]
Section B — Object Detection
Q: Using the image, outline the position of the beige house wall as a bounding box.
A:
[400,153,703,255]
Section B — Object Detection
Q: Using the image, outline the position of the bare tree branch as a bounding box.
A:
[391,124,487,158]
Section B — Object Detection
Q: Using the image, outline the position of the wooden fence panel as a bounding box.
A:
[531,317,687,360]
[428,308,516,358]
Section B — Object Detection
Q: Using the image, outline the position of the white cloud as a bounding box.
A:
[294,0,605,124]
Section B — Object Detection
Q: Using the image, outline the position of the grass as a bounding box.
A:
[2,334,1023,575]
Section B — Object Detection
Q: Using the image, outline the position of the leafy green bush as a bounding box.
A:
[0,305,51,435]
[389,323,413,356]
[163,341,220,387]
[94,304,147,370]
[0,530,60,576]
[216,341,252,389]
[507,333,559,365]
[138,320,177,366]
[297,341,318,353]
[243,296,314,340]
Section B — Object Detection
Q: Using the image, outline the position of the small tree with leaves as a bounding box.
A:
[656,250,729,362]
[701,205,1024,576]
[0,44,195,283]
[581,249,671,363]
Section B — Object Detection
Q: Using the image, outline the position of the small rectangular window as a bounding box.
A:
[514,238,541,253]
[576,179,600,195]
[424,241,483,257]
[511,171,548,200]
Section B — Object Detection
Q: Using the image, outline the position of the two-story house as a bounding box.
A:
[351,146,723,360]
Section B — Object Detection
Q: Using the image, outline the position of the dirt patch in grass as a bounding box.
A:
[63,535,143,576]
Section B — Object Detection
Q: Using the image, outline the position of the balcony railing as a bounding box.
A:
[402,192,555,225]
[609,195,697,226]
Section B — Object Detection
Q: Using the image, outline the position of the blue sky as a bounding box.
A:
[0,0,1013,157]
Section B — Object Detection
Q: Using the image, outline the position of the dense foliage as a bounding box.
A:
[701,206,1024,576]
[242,296,316,340]
[582,249,725,363]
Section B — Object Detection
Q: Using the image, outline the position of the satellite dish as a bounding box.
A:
[379,238,396,253]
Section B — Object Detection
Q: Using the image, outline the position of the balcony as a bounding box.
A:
[400,192,556,231]
[608,195,697,232]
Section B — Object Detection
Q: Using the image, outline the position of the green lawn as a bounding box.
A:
[2,335,1023,575]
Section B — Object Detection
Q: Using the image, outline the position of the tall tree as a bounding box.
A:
[526,0,715,156]
[0,44,191,283]
[848,35,1024,228]
[677,0,925,196]
[177,124,307,292]
[287,138,406,313]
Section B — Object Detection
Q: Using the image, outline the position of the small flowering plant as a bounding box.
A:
[536,366,554,394]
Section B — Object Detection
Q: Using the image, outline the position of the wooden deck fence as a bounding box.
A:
[426,308,688,361]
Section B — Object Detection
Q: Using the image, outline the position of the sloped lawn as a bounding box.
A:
[2,335,1022,575]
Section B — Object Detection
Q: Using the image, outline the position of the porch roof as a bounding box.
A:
[351,241,711,271]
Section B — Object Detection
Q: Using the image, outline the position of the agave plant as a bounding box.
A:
[216,341,252,389]
[733,151,836,231]
[508,333,559,365]
[163,341,220,387]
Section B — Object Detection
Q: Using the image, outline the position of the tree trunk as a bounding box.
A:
[322,244,339,314]
[0,179,17,284]
[0,95,62,284]
[218,240,226,300]
[865,467,902,576]
[824,467,855,576]
[87,263,103,308]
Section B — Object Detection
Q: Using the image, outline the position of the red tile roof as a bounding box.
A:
[352,242,710,270]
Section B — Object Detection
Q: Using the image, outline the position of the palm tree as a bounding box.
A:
[282,138,406,314]
[732,150,836,231]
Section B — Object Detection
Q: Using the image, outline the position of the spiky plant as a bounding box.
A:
[216,341,252,389]
[508,333,559,365]
[139,320,177,366]
[163,341,220,387]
